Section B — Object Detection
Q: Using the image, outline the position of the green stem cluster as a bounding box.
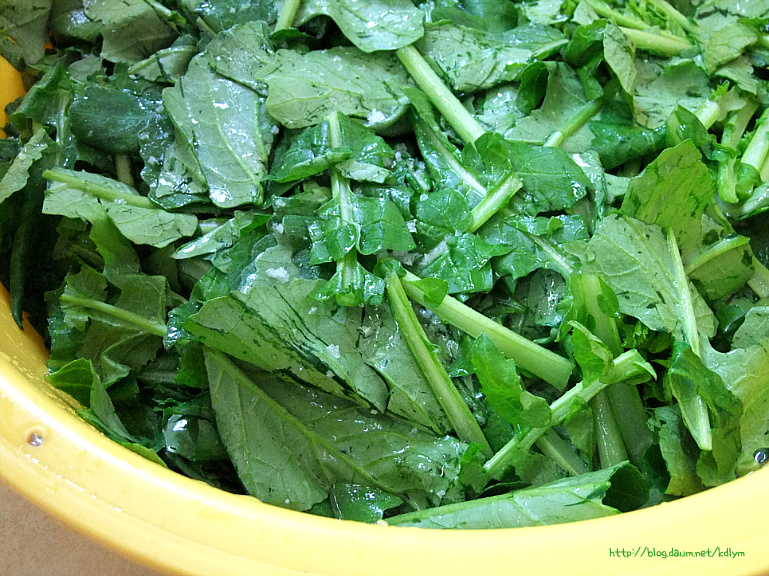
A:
[396,45,485,145]
[577,274,652,468]
[386,272,492,456]
[483,350,645,478]
[401,271,574,389]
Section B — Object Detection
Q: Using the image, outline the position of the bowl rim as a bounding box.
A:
[2,284,769,576]
[2,56,769,576]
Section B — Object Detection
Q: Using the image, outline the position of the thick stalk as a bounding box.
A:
[580,274,652,467]
[535,430,587,476]
[695,100,721,131]
[741,109,769,173]
[605,382,652,465]
[275,0,301,31]
[115,154,135,188]
[619,27,693,56]
[396,45,485,144]
[645,0,702,33]
[723,101,759,149]
[592,390,628,468]
[583,0,649,29]
[144,0,187,29]
[483,350,647,478]
[386,273,491,456]
[401,271,574,389]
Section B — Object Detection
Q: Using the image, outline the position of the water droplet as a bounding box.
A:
[27,432,44,447]
[754,448,769,466]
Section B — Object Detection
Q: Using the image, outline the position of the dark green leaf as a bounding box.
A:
[256,47,412,130]
[164,54,276,207]
[69,86,151,154]
[205,349,466,511]
[0,0,51,67]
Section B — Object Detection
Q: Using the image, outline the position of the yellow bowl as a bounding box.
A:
[2,58,769,576]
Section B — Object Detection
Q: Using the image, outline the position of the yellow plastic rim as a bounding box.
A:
[2,60,769,576]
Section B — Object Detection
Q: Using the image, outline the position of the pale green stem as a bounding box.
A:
[386,273,492,457]
[741,109,769,172]
[328,112,359,284]
[484,372,612,478]
[619,27,693,56]
[275,0,302,31]
[695,100,722,130]
[401,271,574,389]
[415,117,486,197]
[645,0,702,33]
[535,430,587,476]
[605,382,653,466]
[115,154,135,188]
[592,390,628,468]
[468,174,522,233]
[59,293,167,337]
[396,45,485,144]
[545,99,602,148]
[583,0,650,29]
[43,169,155,209]
[683,235,751,275]
[196,17,217,37]
[580,274,652,467]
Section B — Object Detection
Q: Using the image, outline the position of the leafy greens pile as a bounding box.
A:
[2,0,769,529]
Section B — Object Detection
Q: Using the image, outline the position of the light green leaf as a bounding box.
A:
[164,55,275,207]
[257,47,412,130]
[42,168,198,248]
[583,214,716,340]
[0,0,51,66]
[388,462,648,528]
[622,141,713,257]
[648,406,704,496]
[0,128,51,203]
[415,20,531,93]
[83,0,177,63]
[603,23,636,97]
[702,330,769,475]
[296,0,424,53]
[704,22,759,74]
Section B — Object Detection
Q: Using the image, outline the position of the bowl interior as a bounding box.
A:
[2,59,769,576]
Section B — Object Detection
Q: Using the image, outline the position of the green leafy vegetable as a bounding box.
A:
[388,462,649,529]
[3,0,769,530]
